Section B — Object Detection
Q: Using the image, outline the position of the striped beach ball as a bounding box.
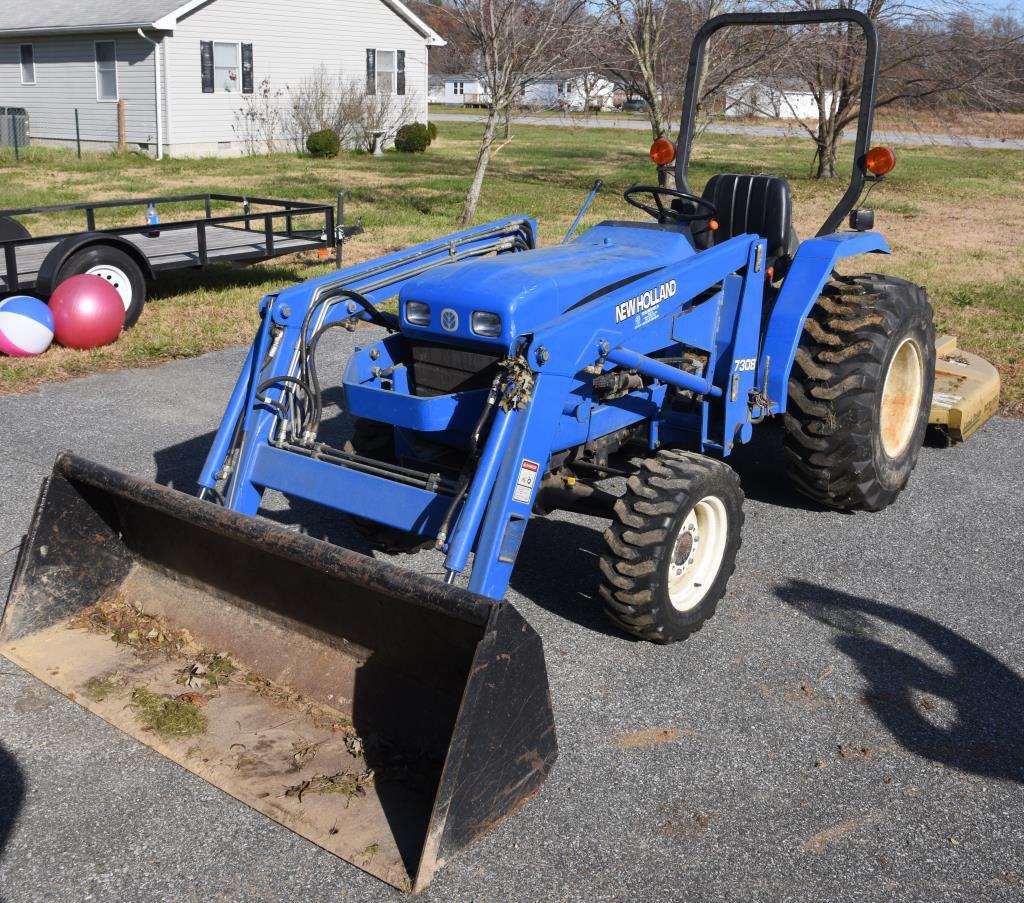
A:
[0,295,56,357]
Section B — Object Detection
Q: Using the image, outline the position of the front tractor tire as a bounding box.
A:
[599,451,744,644]
[784,275,935,511]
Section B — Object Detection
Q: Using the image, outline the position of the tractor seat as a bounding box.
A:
[689,174,799,264]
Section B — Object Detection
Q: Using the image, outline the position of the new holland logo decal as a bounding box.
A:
[614,279,677,324]
[440,308,459,332]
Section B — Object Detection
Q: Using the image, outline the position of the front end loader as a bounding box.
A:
[1,8,999,894]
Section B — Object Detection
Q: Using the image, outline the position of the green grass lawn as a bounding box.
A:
[1,122,1022,411]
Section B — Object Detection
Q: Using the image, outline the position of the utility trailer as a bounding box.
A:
[0,192,361,327]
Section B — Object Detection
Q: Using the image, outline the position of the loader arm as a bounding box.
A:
[199,216,536,508]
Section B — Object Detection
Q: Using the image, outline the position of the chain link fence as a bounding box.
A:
[0,108,30,160]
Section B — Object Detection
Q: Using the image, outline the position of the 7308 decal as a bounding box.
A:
[733,358,757,372]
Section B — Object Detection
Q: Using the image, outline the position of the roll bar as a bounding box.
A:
[674,9,881,236]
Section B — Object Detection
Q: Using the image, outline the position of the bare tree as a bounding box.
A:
[443,0,587,226]
[778,1,1024,178]
[594,0,781,182]
[233,79,287,155]
[596,0,678,145]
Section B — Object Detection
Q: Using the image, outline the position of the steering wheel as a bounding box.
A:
[624,185,717,225]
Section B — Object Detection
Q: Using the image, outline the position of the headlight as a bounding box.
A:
[405,301,431,326]
[471,311,502,337]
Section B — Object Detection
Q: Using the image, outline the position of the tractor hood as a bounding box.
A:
[398,222,694,346]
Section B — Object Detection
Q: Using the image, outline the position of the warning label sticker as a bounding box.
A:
[512,458,540,504]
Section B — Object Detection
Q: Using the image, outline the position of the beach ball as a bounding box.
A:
[50,274,125,350]
[0,295,55,356]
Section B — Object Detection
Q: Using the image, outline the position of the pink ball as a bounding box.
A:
[50,274,126,350]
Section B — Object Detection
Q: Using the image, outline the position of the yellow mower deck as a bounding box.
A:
[929,335,1001,442]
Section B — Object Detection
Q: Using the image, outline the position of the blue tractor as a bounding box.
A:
[3,9,989,894]
[195,7,934,642]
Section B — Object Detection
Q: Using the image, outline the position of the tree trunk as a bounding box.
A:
[814,123,840,179]
[502,106,512,139]
[460,107,499,227]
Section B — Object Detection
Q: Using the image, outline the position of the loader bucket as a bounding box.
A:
[0,453,557,894]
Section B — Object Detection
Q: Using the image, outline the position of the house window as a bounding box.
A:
[19,44,35,85]
[95,41,118,101]
[454,81,464,95]
[366,48,404,95]
[375,50,396,94]
[214,42,241,92]
[200,42,253,94]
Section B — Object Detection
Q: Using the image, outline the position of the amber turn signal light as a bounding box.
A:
[864,146,896,176]
[709,219,719,232]
[650,138,676,166]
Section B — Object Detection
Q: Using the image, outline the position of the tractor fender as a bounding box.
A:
[36,232,155,297]
[761,231,890,412]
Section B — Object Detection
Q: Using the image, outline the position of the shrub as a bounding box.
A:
[427,121,438,142]
[394,123,430,153]
[306,129,340,158]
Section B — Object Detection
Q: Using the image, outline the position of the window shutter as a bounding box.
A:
[200,41,214,93]
[241,43,254,94]
[396,50,405,95]
[366,48,376,95]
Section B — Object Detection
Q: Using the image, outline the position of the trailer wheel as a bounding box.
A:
[784,275,935,511]
[56,246,147,328]
[599,450,744,644]
[344,419,432,554]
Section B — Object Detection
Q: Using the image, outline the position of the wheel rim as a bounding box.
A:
[86,264,132,312]
[667,495,728,612]
[879,337,924,458]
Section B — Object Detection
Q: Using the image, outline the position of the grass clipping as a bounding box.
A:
[130,687,208,741]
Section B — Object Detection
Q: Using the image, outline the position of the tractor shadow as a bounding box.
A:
[153,429,217,494]
[0,742,25,857]
[726,423,829,512]
[777,579,1024,783]
[508,515,634,640]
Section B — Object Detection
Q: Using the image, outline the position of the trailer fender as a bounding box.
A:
[36,232,155,297]
[761,231,890,412]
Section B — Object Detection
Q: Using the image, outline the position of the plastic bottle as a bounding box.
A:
[145,202,160,238]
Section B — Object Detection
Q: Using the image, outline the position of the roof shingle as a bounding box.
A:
[0,0,188,33]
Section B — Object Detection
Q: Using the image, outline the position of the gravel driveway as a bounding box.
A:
[1,336,1022,902]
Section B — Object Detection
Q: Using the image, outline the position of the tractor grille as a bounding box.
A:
[407,340,502,397]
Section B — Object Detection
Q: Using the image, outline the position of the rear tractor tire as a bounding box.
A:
[344,418,432,554]
[599,450,744,644]
[784,274,935,511]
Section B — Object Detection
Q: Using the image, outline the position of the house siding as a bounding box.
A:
[0,33,162,148]
[164,0,430,154]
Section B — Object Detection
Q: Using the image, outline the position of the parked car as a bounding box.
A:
[620,98,648,113]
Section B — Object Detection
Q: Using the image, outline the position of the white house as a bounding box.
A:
[440,72,615,111]
[441,73,488,107]
[520,74,615,112]
[0,0,444,157]
[723,77,831,121]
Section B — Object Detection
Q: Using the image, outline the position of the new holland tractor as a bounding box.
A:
[0,9,999,894]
